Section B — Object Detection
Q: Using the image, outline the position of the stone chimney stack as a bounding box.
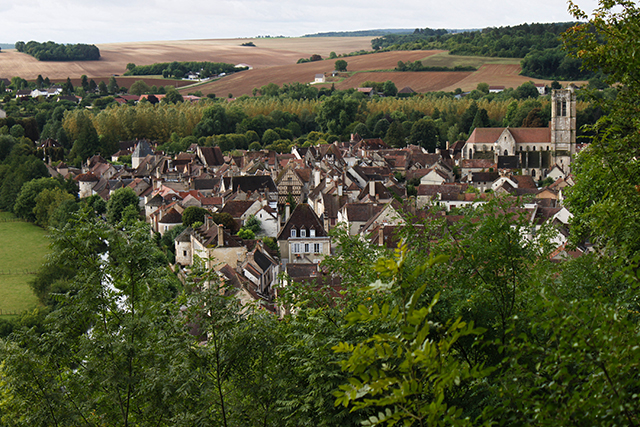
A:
[205,215,212,230]
[285,203,291,222]
[218,224,224,247]
[369,181,376,197]
[378,226,384,246]
[338,184,343,196]
[314,169,321,188]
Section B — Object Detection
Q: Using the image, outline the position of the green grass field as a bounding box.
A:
[421,51,521,68]
[0,211,48,316]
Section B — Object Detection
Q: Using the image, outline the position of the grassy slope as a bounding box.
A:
[0,212,47,316]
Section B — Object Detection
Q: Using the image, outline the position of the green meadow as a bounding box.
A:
[0,211,48,316]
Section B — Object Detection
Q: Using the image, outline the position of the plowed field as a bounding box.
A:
[188,50,444,97]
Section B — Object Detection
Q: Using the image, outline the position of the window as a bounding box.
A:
[304,243,310,253]
[314,243,322,253]
[293,243,300,253]
[310,229,316,237]
[183,251,187,257]
[291,228,296,237]
[300,228,306,237]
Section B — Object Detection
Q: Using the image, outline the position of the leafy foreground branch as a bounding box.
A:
[334,247,492,427]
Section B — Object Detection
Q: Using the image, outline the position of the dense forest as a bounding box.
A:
[124,61,246,79]
[14,40,100,61]
[372,22,596,80]
[1,1,639,424]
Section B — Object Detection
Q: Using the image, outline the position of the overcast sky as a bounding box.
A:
[2,0,599,44]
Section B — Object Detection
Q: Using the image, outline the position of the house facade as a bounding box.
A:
[277,204,331,265]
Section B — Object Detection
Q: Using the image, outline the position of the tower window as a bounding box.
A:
[556,100,567,117]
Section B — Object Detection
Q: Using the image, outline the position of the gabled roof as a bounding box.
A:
[511,174,537,189]
[470,172,499,183]
[278,203,327,240]
[76,172,100,182]
[159,207,183,224]
[467,127,551,144]
[460,159,496,169]
[198,146,225,166]
[231,175,277,193]
[132,140,154,158]
[344,203,384,222]
[220,200,257,218]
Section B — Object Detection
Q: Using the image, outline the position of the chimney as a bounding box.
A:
[338,184,343,196]
[378,227,384,246]
[369,181,376,197]
[205,215,212,230]
[218,224,224,247]
[285,203,290,222]
[314,169,321,187]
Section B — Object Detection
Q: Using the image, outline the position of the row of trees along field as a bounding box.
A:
[372,22,598,80]
[0,1,640,425]
[14,40,100,61]
[124,61,245,79]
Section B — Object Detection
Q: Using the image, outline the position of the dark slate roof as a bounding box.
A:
[220,200,256,218]
[497,156,519,169]
[254,249,274,272]
[193,178,219,190]
[175,226,193,243]
[278,203,327,240]
[159,208,183,224]
[132,140,154,158]
[471,172,499,183]
[358,182,394,200]
[199,146,225,166]
[345,203,384,222]
[231,175,277,193]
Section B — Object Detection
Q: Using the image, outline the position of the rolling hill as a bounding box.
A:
[0,37,579,96]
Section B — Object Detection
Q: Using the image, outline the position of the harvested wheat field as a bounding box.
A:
[0,37,374,81]
[188,50,444,97]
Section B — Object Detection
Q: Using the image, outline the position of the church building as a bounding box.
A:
[460,87,576,179]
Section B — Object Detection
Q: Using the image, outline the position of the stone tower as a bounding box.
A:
[550,87,577,170]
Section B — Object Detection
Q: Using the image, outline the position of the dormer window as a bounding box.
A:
[310,229,316,237]
[291,228,296,237]
[300,228,306,237]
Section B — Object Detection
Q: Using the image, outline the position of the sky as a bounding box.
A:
[2,0,600,44]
